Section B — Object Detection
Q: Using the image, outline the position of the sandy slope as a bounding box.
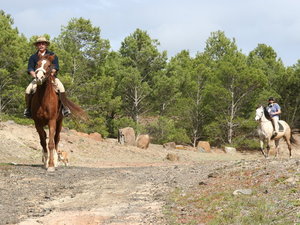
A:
[0,120,299,225]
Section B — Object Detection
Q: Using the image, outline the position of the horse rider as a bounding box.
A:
[266,97,281,137]
[24,36,71,118]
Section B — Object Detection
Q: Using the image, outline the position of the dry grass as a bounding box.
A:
[164,159,300,225]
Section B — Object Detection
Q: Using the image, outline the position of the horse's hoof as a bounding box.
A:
[47,167,55,172]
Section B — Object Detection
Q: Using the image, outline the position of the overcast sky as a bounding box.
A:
[2,0,300,66]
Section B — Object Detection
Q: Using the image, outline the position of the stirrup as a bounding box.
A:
[23,109,31,118]
[62,107,71,117]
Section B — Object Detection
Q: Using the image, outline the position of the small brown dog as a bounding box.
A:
[57,150,69,166]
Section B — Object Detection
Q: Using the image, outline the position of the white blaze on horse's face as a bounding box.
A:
[35,59,47,85]
[255,106,264,121]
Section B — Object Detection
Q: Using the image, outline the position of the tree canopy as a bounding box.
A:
[0,10,299,148]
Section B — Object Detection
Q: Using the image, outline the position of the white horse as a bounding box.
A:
[255,106,296,158]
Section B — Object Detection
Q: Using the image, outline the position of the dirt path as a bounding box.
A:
[1,121,299,225]
[0,161,233,225]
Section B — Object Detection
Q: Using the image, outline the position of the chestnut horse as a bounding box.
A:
[32,54,86,171]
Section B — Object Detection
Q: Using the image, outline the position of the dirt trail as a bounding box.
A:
[0,121,299,224]
[1,162,233,225]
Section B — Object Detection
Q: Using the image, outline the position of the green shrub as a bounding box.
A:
[146,116,190,144]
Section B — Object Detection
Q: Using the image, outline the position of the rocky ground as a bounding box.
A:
[0,120,299,225]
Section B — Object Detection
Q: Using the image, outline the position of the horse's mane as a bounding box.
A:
[263,106,272,121]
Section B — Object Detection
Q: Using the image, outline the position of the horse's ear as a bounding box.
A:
[48,54,55,62]
[38,52,43,59]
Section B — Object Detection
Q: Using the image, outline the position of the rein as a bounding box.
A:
[35,68,46,74]
[35,64,54,82]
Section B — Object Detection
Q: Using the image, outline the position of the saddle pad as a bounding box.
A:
[278,122,284,132]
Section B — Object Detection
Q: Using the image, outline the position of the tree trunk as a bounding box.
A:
[133,87,139,124]
[0,97,2,116]
[228,84,234,144]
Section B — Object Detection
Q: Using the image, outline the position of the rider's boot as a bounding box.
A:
[24,94,32,118]
[271,119,277,139]
[59,92,71,117]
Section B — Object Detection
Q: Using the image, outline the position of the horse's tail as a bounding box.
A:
[60,93,88,121]
[290,130,297,145]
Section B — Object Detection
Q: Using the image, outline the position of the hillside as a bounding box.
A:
[0,120,262,167]
[0,120,300,225]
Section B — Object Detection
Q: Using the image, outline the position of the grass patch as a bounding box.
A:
[0,114,33,126]
[290,200,300,207]
[274,176,288,184]
[165,188,295,225]
[208,194,286,225]
[164,164,300,225]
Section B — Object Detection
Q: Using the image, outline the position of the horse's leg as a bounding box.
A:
[35,125,48,168]
[47,119,57,172]
[266,139,271,159]
[274,139,280,158]
[284,135,292,159]
[54,119,63,167]
[260,139,266,158]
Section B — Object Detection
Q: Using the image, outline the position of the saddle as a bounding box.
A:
[271,121,284,132]
[31,81,59,94]
[271,121,284,140]
[278,122,284,132]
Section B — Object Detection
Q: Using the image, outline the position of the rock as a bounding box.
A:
[198,147,206,153]
[207,172,219,178]
[233,189,252,195]
[163,142,176,149]
[285,177,300,184]
[175,145,186,150]
[5,120,15,125]
[224,146,237,154]
[197,141,211,153]
[76,131,89,138]
[136,134,150,149]
[27,142,39,150]
[89,132,102,141]
[61,127,69,133]
[118,127,136,146]
[198,181,207,185]
[166,153,179,161]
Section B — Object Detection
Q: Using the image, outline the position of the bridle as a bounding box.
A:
[35,59,53,85]
[35,67,47,74]
[255,106,264,122]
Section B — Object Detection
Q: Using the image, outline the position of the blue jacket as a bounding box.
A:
[27,50,59,75]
